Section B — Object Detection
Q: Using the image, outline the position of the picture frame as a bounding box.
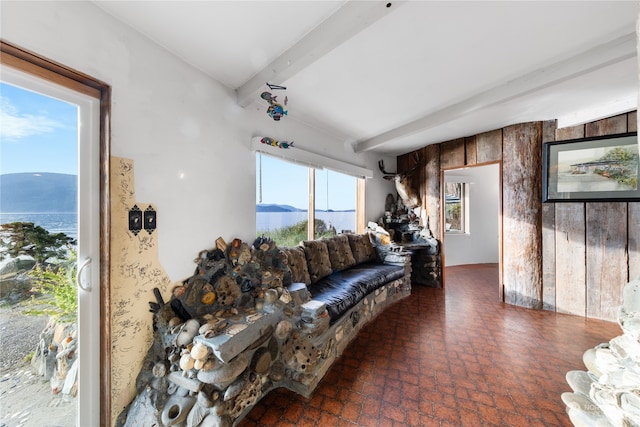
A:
[542,132,639,202]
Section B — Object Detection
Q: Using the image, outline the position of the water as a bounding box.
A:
[0,212,78,241]
[256,211,356,234]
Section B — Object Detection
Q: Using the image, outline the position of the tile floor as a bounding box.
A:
[239,264,622,426]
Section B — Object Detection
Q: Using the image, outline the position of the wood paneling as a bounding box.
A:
[399,111,637,321]
[439,138,465,169]
[554,203,586,316]
[501,122,543,308]
[476,129,502,163]
[586,114,628,136]
[586,203,628,320]
[465,136,477,166]
[628,111,637,133]
[556,125,585,141]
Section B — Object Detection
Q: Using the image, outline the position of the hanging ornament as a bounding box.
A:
[261,83,288,121]
[260,137,294,149]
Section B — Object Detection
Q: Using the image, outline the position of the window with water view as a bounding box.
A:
[256,153,358,246]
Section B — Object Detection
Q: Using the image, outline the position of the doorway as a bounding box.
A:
[442,163,501,294]
[0,43,108,426]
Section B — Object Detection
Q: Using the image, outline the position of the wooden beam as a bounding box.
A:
[236,1,405,107]
[355,32,636,152]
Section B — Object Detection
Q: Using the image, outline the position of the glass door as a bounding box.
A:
[0,63,100,426]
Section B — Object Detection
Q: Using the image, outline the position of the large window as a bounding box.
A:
[315,169,356,235]
[256,153,359,246]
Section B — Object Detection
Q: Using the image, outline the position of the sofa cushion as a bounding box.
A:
[302,240,333,284]
[347,233,378,264]
[323,235,356,272]
[309,263,405,322]
[283,247,311,285]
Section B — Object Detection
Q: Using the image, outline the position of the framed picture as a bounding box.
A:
[543,132,639,202]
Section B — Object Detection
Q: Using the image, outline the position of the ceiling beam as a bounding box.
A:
[354,32,637,153]
[236,0,405,107]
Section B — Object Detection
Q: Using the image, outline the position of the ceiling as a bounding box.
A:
[93,1,638,156]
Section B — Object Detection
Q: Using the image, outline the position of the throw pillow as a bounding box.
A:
[347,233,378,264]
[323,235,356,272]
[302,240,333,284]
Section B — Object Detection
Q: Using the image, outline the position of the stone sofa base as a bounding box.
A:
[118,255,411,427]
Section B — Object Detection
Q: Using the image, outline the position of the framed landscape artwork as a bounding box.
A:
[543,132,639,202]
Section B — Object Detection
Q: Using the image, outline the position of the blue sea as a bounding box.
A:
[257,211,356,234]
[0,212,78,240]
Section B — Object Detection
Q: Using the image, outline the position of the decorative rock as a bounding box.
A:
[275,320,292,340]
[566,370,596,397]
[197,354,248,388]
[153,361,168,378]
[264,289,278,304]
[215,237,227,252]
[301,300,326,318]
[563,277,640,427]
[161,394,195,426]
[167,371,203,393]
[176,319,200,347]
[223,377,247,401]
[250,347,272,375]
[201,291,217,305]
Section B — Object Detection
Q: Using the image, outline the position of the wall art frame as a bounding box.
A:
[543,132,639,202]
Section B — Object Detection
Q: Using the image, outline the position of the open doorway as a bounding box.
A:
[442,163,501,294]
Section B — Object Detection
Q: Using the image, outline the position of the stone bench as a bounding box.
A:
[117,234,412,427]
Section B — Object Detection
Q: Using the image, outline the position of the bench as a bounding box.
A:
[117,233,413,427]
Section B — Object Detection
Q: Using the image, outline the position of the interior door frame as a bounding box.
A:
[439,160,504,301]
[0,40,112,427]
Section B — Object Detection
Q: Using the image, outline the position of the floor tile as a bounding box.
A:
[239,264,621,426]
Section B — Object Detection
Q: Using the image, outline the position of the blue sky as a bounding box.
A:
[0,82,78,175]
[256,153,357,211]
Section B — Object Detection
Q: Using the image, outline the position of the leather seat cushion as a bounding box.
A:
[309,263,404,322]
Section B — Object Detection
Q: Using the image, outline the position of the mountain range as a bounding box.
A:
[0,173,77,212]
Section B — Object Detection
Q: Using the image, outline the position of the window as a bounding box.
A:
[256,153,360,246]
[445,182,469,233]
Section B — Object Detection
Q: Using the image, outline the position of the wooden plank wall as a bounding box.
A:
[398,111,638,321]
[546,112,638,321]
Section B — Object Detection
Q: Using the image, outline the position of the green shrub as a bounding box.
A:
[258,219,336,247]
[26,251,77,321]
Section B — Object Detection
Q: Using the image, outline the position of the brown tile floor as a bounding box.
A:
[239,264,621,427]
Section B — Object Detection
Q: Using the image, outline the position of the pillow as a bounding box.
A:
[302,240,333,284]
[283,246,311,286]
[323,235,356,272]
[347,233,378,264]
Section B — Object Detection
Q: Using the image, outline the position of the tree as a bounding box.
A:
[0,222,76,265]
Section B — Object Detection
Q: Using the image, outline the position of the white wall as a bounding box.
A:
[0,1,396,281]
[443,163,499,266]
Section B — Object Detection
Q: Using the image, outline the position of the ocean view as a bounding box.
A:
[257,211,356,234]
[0,212,78,241]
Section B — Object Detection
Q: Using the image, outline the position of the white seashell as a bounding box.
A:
[180,353,195,371]
[194,359,205,370]
[191,342,209,360]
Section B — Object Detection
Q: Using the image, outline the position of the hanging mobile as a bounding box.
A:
[261,83,288,121]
